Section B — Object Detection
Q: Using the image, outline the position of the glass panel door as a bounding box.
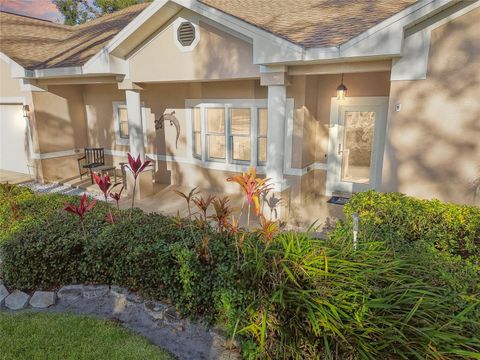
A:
[340,111,375,184]
[326,97,389,196]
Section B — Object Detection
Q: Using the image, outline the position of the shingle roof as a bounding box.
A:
[0,1,418,70]
[0,3,148,70]
[200,0,418,48]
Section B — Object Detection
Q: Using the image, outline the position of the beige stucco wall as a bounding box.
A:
[32,85,88,154]
[129,20,259,82]
[82,84,127,152]
[30,85,88,181]
[0,58,24,98]
[382,8,480,205]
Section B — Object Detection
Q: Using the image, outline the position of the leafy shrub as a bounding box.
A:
[335,190,480,262]
[0,184,81,242]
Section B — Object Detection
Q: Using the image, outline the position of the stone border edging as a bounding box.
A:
[0,283,239,360]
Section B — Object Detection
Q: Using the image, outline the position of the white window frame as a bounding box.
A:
[113,101,148,146]
[191,107,202,160]
[185,99,268,173]
[256,108,268,166]
[229,106,253,165]
[205,106,227,163]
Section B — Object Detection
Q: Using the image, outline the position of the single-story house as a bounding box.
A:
[0,0,479,218]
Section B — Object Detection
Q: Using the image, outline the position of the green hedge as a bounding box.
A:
[0,185,81,243]
[331,191,480,296]
[0,207,245,324]
[1,185,479,359]
[337,190,480,261]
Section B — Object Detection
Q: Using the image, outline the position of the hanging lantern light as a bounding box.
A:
[336,74,348,100]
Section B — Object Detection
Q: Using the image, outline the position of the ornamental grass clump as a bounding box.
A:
[235,232,480,359]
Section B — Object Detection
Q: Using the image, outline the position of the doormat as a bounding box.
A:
[327,196,350,205]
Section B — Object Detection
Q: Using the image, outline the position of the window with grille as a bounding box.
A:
[192,107,201,159]
[206,108,226,160]
[190,102,268,167]
[118,107,129,139]
[230,108,251,162]
[257,108,268,164]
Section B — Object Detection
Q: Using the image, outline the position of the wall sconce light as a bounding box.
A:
[22,104,30,118]
[336,74,348,100]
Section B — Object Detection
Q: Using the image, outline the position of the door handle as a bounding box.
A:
[338,143,343,155]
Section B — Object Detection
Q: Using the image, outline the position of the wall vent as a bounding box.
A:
[177,22,196,47]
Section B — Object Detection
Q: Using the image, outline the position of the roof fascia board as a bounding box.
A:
[105,0,173,54]
[391,0,479,80]
[304,0,456,61]
[0,52,32,78]
[82,52,128,75]
[30,66,84,78]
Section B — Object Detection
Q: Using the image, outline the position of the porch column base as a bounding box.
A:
[127,169,154,201]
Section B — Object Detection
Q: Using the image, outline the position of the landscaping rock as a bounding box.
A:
[83,285,109,299]
[57,285,84,300]
[209,326,240,360]
[164,306,182,322]
[144,301,167,321]
[0,284,9,306]
[5,290,30,310]
[111,286,142,304]
[29,291,56,308]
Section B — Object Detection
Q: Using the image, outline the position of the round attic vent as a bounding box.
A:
[177,22,196,46]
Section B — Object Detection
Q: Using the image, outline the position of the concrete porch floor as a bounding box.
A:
[1,170,344,232]
[0,170,33,184]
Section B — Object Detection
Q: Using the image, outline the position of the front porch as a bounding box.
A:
[1,169,344,231]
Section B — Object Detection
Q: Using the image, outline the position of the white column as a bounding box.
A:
[125,89,145,160]
[266,84,288,192]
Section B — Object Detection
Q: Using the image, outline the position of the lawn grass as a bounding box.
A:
[0,312,173,360]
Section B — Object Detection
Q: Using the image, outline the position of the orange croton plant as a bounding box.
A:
[227,167,270,226]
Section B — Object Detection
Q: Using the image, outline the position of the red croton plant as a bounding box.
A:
[64,193,97,222]
[125,153,151,209]
[92,172,123,223]
[227,167,271,226]
[64,193,97,233]
[173,167,280,256]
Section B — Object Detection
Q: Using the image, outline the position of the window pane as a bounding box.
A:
[258,108,268,136]
[120,123,129,138]
[232,136,250,161]
[193,108,201,131]
[119,108,129,138]
[208,135,225,159]
[207,108,225,133]
[258,137,267,163]
[341,111,375,184]
[193,132,201,157]
[231,108,250,135]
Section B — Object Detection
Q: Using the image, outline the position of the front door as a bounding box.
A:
[326,97,388,196]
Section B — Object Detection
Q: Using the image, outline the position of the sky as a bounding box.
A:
[0,0,63,22]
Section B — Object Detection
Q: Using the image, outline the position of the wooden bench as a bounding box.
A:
[77,148,105,183]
